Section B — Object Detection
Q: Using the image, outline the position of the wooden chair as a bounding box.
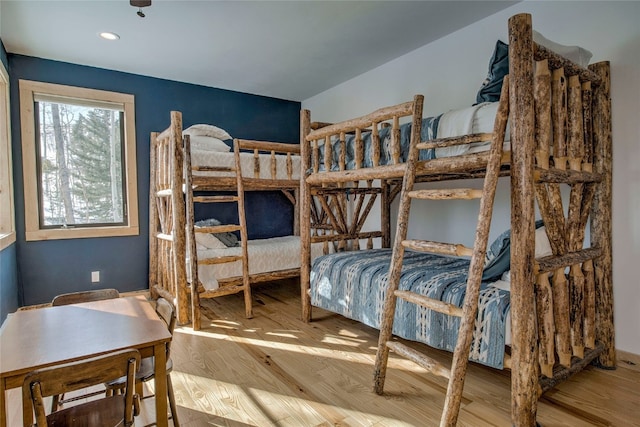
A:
[51,288,120,306]
[50,288,121,412]
[16,303,51,311]
[105,297,180,426]
[22,349,141,427]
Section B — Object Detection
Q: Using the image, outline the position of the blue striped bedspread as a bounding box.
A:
[310,249,511,369]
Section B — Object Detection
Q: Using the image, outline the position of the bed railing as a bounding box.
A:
[526,45,609,381]
[149,112,189,323]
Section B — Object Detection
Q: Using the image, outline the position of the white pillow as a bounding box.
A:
[187,135,230,152]
[184,124,232,141]
[533,30,593,68]
[501,270,511,282]
[194,232,227,249]
[535,226,553,258]
[490,279,511,291]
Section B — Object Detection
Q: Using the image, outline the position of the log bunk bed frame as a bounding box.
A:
[299,14,614,425]
[149,111,306,330]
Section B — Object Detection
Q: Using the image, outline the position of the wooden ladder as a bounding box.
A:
[185,137,251,330]
[373,80,510,427]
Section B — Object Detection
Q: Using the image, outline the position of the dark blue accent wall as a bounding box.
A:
[9,54,300,306]
[0,244,19,321]
[0,39,19,324]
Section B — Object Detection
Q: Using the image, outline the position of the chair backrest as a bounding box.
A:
[51,288,120,306]
[16,303,51,312]
[23,349,140,427]
[155,297,176,356]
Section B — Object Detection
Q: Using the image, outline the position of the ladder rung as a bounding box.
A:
[402,240,473,257]
[156,233,173,242]
[193,195,240,203]
[386,341,451,379]
[192,166,236,172]
[395,290,463,317]
[156,189,173,197]
[198,255,243,265]
[408,188,483,200]
[200,283,245,298]
[416,133,492,150]
[196,224,242,234]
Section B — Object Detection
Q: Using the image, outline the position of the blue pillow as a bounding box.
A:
[482,220,544,281]
[476,40,509,104]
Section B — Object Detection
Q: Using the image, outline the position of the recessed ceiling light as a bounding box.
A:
[99,32,120,41]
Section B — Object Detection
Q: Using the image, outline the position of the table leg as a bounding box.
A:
[22,395,32,427]
[154,343,168,427]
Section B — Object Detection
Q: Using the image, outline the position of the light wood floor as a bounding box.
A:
[8,281,640,426]
[170,280,639,427]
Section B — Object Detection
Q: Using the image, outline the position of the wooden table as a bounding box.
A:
[0,295,172,427]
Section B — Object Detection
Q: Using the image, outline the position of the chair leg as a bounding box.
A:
[50,394,61,413]
[167,375,179,427]
[135,381,144,398]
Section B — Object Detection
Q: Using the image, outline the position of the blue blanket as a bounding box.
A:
[310,249,511,369]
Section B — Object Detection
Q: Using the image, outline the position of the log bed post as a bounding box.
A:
[149,132,160,300]
[300,109,313,322]
[169,111,189,325]
[509,13,538,426]
[381,180,391,248]
[589,61,615,367]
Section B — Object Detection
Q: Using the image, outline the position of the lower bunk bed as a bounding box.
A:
[195,234,327,297]
[311,249,511,370]
[309,223,603,375]
[299,13,614,426]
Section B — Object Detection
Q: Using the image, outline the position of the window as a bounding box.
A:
[20,80,139,240]
[0,62,15,249]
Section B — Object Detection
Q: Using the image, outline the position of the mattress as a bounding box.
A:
[196,235,325,291]
[310,249,511,369]
[191,149,301,180]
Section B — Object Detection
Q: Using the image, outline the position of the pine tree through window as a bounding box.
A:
[35,98,126,228]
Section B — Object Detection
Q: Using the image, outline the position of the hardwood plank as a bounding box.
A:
[7,281,637,426]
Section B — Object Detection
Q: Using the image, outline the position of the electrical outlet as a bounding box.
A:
[91,271,100,283]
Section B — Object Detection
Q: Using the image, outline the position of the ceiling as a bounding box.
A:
[0,1,517,101]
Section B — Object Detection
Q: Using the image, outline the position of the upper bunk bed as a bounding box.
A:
[298,13,613,426]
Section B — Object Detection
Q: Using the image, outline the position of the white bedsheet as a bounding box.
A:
[196,235,325,290]
[191,149,301,180]
[436,101,511,158]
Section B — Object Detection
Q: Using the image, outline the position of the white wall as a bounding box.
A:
[303,1,640,356]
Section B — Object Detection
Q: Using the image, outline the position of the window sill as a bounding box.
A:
[25,226,139,241]
[0,231,16,250]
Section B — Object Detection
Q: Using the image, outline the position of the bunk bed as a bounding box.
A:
[149,112,328,330]
[299,13,614,425]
